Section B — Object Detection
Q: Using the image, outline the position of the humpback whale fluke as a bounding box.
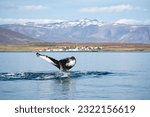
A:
[36,52,76,71]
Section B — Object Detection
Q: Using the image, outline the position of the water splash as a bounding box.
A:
[0,71,113,81]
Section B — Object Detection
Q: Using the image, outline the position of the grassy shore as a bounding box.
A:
[0,42,150,52]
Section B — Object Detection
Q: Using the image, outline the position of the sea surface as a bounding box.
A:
[0,52,150,100]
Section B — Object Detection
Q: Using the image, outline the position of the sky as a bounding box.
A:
[0,0,150,24]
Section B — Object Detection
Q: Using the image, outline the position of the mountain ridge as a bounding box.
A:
[0,19,150,44]
[0,27,41,44]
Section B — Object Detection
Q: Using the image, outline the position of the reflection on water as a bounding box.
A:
[0,71,114,99]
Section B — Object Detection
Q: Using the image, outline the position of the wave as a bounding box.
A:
[0,71,113,81]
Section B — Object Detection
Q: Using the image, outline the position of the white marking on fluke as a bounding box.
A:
[36,52,76,71]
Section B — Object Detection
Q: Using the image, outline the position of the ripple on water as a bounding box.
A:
[0,71,113,81]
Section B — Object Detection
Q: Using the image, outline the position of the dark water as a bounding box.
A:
[0,52,150,99]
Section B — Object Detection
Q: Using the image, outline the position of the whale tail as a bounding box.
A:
[36,52,76,71]
[36,52,60,69]
[36,52,41,57]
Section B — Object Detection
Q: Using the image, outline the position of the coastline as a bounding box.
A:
[0,42,150,52]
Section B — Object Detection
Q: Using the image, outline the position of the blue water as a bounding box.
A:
[0,52,150,100]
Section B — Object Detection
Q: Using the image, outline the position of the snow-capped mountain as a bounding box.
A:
[22,18,104,28]
[0,18,150,43]
[47,18,104,28]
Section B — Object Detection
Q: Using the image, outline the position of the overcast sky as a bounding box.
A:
[0,0,150,24]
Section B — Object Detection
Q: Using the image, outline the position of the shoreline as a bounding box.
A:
[0,42,150,52]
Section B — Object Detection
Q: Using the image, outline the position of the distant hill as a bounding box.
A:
[1,19,150,43]
[0,28,40,44]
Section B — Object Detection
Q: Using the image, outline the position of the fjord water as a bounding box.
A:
[0,52,150,100]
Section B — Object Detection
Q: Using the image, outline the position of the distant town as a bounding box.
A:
[40,45,103,52]
[34,42,150,52]
[0,42,150,52]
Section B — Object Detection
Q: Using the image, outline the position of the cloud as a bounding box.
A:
[114,19,150,25]
[0,4,18,9]
[79,4,139,13]
[0,18,66,24]
[19,5,46,11]
[0,4,46,11]
[0,18,150,25]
